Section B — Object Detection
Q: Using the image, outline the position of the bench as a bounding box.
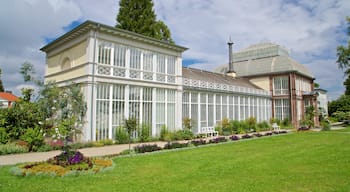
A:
[272,123,280,132]
[201,127,218,137]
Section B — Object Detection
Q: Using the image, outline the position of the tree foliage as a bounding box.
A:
[0,68,4,92]
[328,95,350,116]
[337,17,350,94]
[0,62,87,148]
[116,0,174,43]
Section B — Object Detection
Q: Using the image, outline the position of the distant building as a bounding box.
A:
[41,21,319,142]
[0,91,18,108]
[315,88,328,117]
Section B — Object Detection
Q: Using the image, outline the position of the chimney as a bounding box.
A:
[227,37,236,77]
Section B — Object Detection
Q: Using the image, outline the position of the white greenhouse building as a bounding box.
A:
[41,21,317,142]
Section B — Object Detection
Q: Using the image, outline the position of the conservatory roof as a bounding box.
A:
[214,43,314,79]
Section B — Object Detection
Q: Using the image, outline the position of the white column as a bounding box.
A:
[175,88,183,131]
[125,49,130,78]
[197,93,201,134]
[152,88,157,137]
[108,85,113,139]
[124,85,130,119]
[139,87,143,125]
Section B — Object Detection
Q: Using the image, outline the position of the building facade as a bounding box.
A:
[41,21,319,142]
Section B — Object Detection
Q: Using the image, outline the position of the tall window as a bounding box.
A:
[96,84,110,141]
[129,48,141,78]
[156,54,166,82]
[114,44,126,67]
[143,51,153,80]
[200,93,207,129]
[167,56,176,83]
[273,76,289,95]
[274,99,290,120]
[98,43,112,65]
[191,92,198,133]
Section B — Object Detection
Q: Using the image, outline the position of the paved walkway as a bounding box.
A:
[0,141,168,166]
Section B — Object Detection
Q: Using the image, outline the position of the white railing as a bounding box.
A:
[96,64,176,84]
[183,78,270,96]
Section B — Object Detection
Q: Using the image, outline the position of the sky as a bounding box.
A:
[0,0,349,101]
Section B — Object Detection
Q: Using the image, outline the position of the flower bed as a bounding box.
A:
[11,150,113,177]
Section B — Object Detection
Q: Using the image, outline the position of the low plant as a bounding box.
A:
[172,130,193,140]
[257,121,270,131]
[246,117,257,132]
[241,134,253,139]
[138,123,151,142]
[0,127,9,144]
[0,143,29,155]
[253,133,263,137]
[321,120,331,131]
[164,142,189,149]
[264,132,273,136]
[115,126,129,144]
[134,144,162,153]
[97,139,114,146]
[20,126,44,151]
[191,139,206,146]
[229,135,240,141]
[209,137,227,143]
[229,120,241,134]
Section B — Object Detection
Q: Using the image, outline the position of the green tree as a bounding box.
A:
[0,68,4,92]
[328,95,350,115]
[125,117,138,154]
[337,17,350,94]
[116,0,174,43]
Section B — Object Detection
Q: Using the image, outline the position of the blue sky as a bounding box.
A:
[0,0,349,101]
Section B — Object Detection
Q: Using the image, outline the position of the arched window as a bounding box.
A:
[61,57,71,70]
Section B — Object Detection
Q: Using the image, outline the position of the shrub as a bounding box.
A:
[191,139,206,146]
[209,137,227,143]
[246,117,257,132]
[281,118,291,128]
[230,135,240,141]
[172,130,193,140]
[160,125,170,141]
[164,142,189,149]
[221,118,231,135]
[229,120,241,134]
[20,126,44,151]
[183,117,193,131]
[115,126,129,144]
[134,144,162,153]
[321,120,331,131]
[253,133,263,137]
[0,143,29,155]
[257,121,270,131]
[0,127,9,144]
[138,123,151,142]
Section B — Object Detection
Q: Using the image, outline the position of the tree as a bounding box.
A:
[116,0,174,43]
[125,117,137,154]
[337,17,350,94]
[0,68,4,92]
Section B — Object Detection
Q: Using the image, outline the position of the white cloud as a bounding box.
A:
[0,0,348,100]
[0,0,82,95]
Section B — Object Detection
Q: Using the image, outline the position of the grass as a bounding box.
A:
[0,130,350,192]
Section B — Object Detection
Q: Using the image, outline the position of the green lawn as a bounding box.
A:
[1,130,350,192]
